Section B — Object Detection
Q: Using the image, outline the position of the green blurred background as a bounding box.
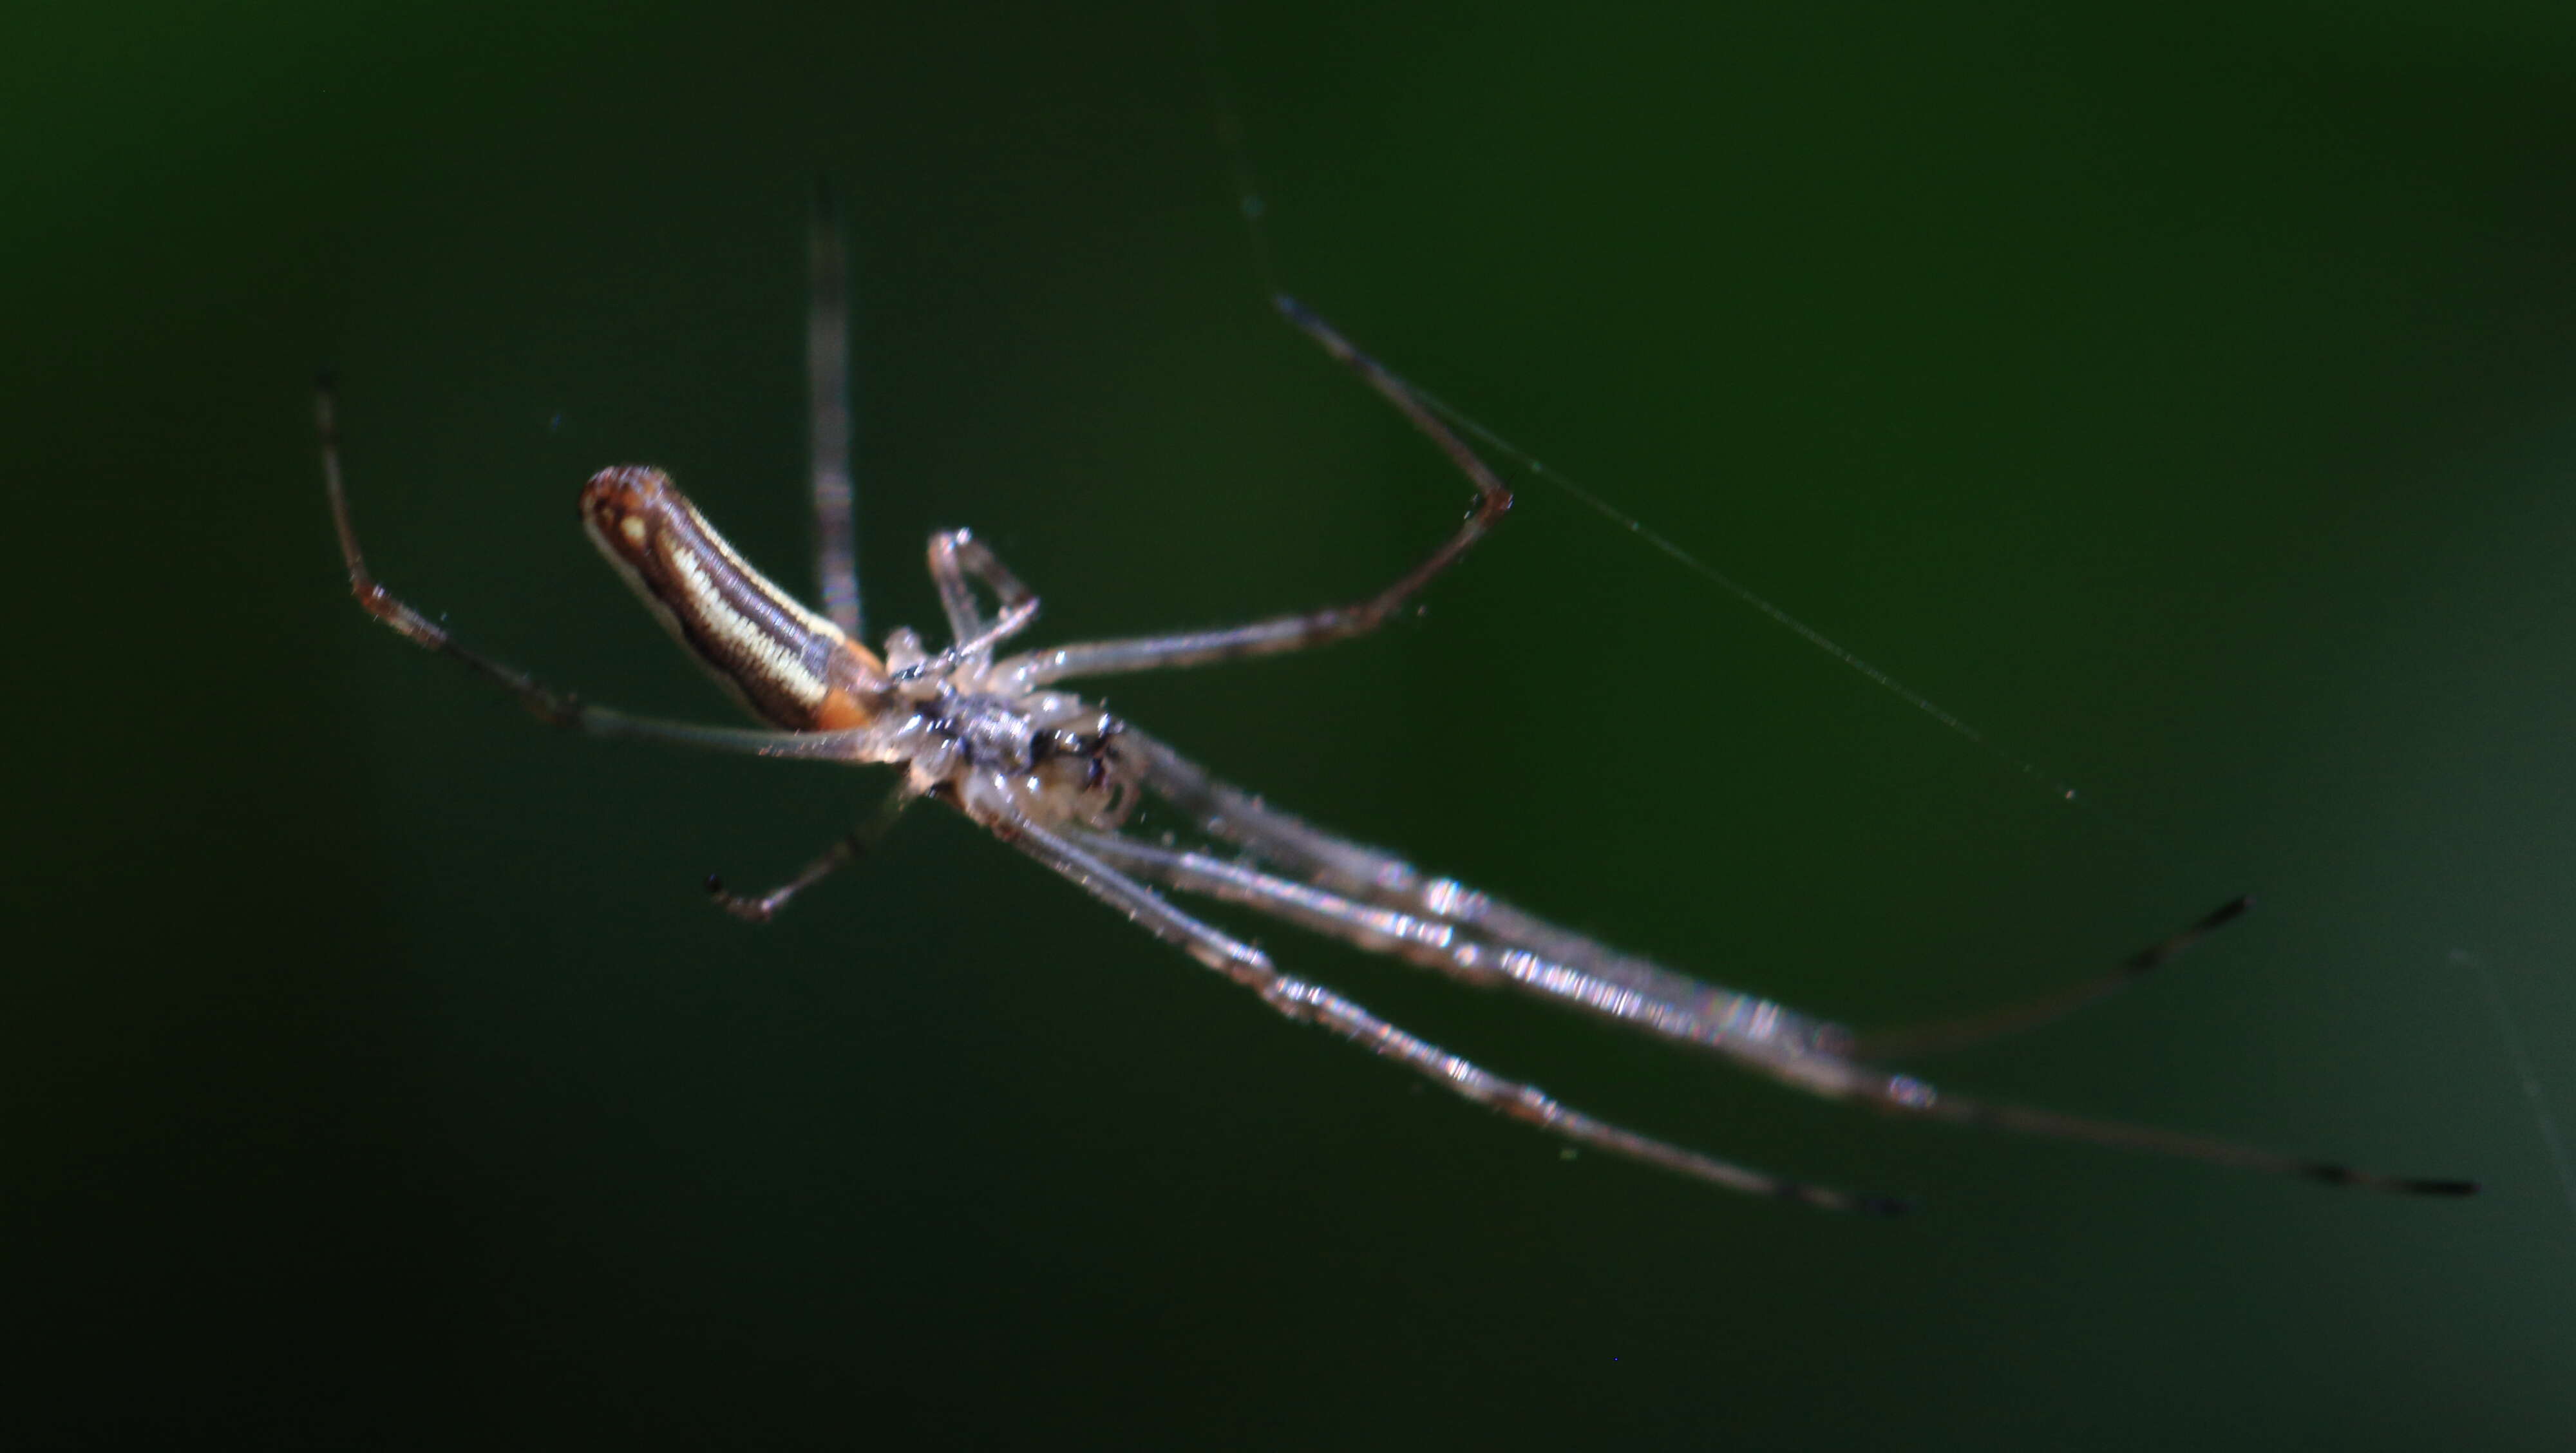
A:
[8,1,2576,1445]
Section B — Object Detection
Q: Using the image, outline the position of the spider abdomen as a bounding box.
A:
[580,465,889,732]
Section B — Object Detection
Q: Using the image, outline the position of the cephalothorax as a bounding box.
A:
[318,195,2474,1211]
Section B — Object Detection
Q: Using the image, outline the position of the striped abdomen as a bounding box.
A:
[580,466,887,731]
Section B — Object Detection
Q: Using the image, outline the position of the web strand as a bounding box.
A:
[2459,948,2576,1239]
[1408,383,2088,809]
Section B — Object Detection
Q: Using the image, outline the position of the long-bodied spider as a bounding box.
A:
[316,191,2474,1213]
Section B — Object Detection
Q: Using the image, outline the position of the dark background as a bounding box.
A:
[8,1,2575,1446]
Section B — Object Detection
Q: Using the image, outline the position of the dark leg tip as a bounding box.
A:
[2303,1163,2479,1196]
[315,366,339,391]
[704,875,775,925]
[1855,1194,1915,1218]
[2126,893,2259,974]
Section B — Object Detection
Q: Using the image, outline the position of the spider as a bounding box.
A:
[316,190,2474,1213]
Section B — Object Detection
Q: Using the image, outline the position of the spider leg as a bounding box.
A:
[1884,1085,2477,1196]
[708,776,918,923]
[317,380,883,765]
[1101,614,2270,1079]
[1122,729,1836,1045]
[1124,727,1766,1028]
[1121,727,1425,900]
[917,528,1039,670]
[807,178,863,640]
[1096,740,2476,1197]
[994,299,1511,690]
[999,811,1895,1212]
[1064,828,1837,1060]
[1847,897,2255,1060]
